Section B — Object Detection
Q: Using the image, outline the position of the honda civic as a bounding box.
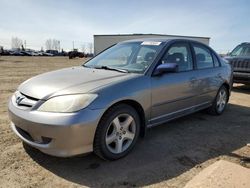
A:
[8,38,233,160]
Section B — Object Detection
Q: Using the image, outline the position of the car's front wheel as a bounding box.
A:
[94,104,140,160]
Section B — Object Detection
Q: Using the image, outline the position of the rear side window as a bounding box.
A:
[193,44,214,69]
[212,53,220,67]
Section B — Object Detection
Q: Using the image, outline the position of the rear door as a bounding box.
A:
[150,42,199,125]
[190,42,222,104]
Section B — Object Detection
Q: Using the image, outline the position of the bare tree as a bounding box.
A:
[87,43,93,54]
[52,39,60,51]
[45,39,60,51]
[81,44,87,54]
[0,46,3,54]
[11,37,23,50]
[45,39,53,51]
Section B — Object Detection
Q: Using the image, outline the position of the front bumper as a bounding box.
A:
[233,71,250,84]
[8,99,105,157]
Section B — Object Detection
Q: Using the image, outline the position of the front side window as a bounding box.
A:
[162,43,193,72]
[193,44,214,69]
[84,42,164,73]
[136,46,158,70]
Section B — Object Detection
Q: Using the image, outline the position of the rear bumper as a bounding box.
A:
[8,99,105,157]
[233,71,250,84]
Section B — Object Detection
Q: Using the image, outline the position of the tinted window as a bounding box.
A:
[162,43,193,72]
[212,53,220,67]
[246,46,250,56]
[193,44,213,69]
[230,44,250,57]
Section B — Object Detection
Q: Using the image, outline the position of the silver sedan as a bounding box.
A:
[8,39,233,160]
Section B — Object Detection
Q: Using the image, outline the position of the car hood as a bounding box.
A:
[18,66,133,99]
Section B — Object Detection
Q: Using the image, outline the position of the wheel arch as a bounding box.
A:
[221,82,230,102]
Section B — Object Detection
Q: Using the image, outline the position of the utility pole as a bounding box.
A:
[24,40,26,49]
[72,41,74,50]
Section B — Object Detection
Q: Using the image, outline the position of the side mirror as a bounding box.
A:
[153,63,178,76]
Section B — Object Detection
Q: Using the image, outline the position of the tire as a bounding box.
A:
[94,104,140,160]
[208,85,229,115]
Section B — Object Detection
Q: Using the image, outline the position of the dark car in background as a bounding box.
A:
[225,42,250,84]
[68,50,85,59]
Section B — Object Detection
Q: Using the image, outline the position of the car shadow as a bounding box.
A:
[24,103,250,187]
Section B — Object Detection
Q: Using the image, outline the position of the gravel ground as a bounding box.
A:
[0,56,249,188]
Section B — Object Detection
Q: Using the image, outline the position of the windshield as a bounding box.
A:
[84,41,164,73]
[230,44,250,57]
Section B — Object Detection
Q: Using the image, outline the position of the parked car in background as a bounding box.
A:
[46,50,59,56]
[9,50,24,56]
[41,52,54,56]
[8,39,233,160]
[45,50,67,56]
[68,50,85,59]
[0,48,68,57]
[225,42,250,84]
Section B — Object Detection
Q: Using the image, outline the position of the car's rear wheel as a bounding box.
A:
[94,104,140,160]
[208,85,229,115]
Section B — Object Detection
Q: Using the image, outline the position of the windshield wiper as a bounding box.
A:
[82,64,90,68]
[94,66,128,73]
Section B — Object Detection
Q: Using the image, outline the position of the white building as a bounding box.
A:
[94,34,210,55]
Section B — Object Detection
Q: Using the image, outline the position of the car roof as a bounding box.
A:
[119,38,205,45]
[120,38,170,43]
[240,42,250,45]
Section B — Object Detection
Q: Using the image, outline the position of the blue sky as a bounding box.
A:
[0,0,249,53]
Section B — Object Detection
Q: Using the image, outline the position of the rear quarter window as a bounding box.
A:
[193,44,214,69]
[212,53,220,67]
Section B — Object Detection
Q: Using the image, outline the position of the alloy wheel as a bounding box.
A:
[105,114,136,154]
[216,89,227,112]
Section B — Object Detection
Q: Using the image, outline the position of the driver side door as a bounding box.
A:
[150,42,199,126]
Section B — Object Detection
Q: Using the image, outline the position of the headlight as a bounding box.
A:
[37,94,98,113]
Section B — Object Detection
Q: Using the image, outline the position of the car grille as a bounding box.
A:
[13,91,39,110]
[230,59,250,72]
